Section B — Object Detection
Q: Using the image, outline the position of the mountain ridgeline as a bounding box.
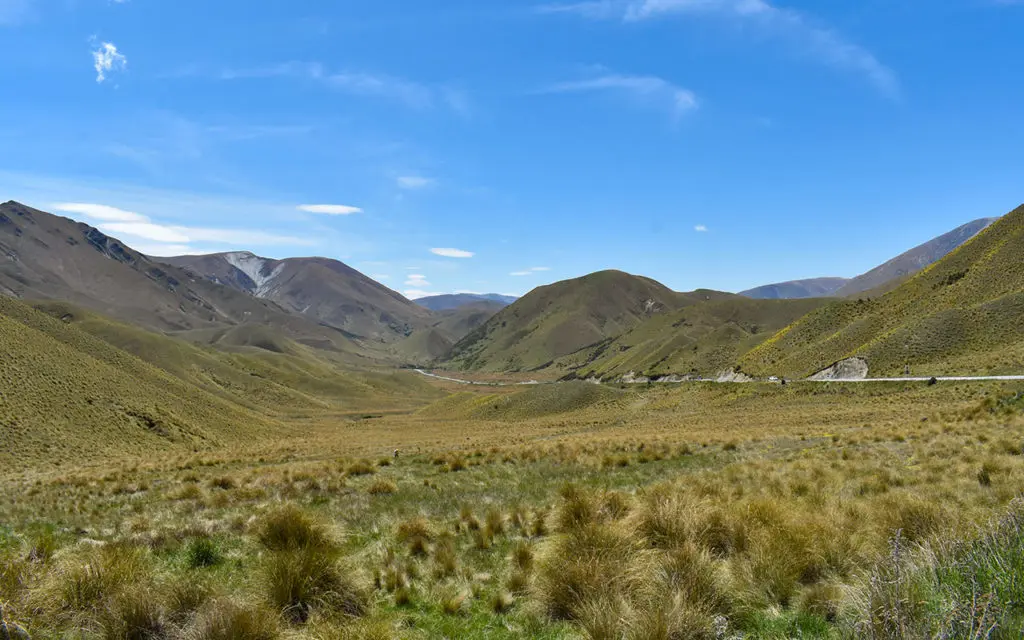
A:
[162,252,431,342]
[3,199,1022,385]
[740,218,997,300]
[740,205,1024,378]
[414,293,517,311]
[445,270,736,373]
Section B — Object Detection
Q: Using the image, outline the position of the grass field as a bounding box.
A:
[4,375,1024,639]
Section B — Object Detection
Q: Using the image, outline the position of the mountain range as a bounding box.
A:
[3,198,1023,396]
[739,218,997,300]
[414,293,518,311]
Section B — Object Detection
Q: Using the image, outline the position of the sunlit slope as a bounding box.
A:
[557,297,829,379]
[0,295,284,471]
[27,300,445,415]
[417,381,626,421]
[446,270,731,372]
[741,204,1024,377]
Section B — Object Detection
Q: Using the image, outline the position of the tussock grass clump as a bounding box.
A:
[396,518,432,557]
[431,535,458,578]
[185,537,224,569]
[265,547,366,623]
[256,505,334,553]
[165,576,216,623]
[99,587,167,640]
[366,479,397,496]
[535,523,649,621]
[189,599,279,640]
[440,590,468,616]
[511,540,534,572]
[857,501,1024,639]
[54,543,151,612]
[346,461,376,477]
[556,484,598,532]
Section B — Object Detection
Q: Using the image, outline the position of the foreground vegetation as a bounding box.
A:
[3,378,1024,638]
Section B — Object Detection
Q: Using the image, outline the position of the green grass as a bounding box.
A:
[742,203,1024,378]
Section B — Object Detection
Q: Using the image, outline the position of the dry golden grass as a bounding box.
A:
[3,378,1024,638]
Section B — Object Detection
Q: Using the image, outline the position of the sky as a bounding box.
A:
[1,0,1023,299]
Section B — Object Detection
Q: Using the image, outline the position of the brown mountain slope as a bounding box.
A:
[161,252,431,342]
[395,301,506,362]
[741,204,1024,378]
[0,201,372,358]
[445,270,733,372]
[740,278,849,300]
[833,217,997,297]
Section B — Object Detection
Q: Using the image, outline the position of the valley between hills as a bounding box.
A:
[4,200,1024,639]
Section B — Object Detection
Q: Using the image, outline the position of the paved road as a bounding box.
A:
[413,369,1024,387]
[413,369,540,386]
[812,376,1024,383]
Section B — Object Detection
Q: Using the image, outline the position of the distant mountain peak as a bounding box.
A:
[414,293,518,311]
[740,277,849,300]
[222,251,284,297]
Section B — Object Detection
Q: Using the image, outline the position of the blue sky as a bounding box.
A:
[1,0,1022,298]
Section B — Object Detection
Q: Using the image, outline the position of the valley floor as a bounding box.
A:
[3,379,1024,638]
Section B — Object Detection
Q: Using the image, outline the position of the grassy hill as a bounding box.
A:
[0,295,444,472]
[556,297,830,380]
[395,301,506,362]
[0,295,283,471]
[445,270,730,372]
[833,217,997,297]
[741,204,1024,377]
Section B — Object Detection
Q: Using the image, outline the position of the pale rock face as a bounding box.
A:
[808,357,869,381]
[223,252,285,297]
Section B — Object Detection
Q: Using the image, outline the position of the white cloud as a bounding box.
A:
[217,62,463,110]
[544,72,698,119]
[326,72,433,108]
[172,227,314,245]
[298,204,362,215]
[51,201,315,248]
[539,0,898,97]
[101,222,191,243]
[430,247,474,258]
[397,175,435,190]
[53,202,147,222]
[405,274,431,287]
[131,243,195,257]
[695,224,708,232]
[537,1,620,18]
[404,289,439,299]
[511,267,552,276]
[371,273,391,281]
[92,42,127,83]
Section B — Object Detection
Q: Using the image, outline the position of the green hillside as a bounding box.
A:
[741,204,1024,378]
[0,296,444,473]
[556,297,829,380]
[417,381,625,420]
[0,295,283,472]
[446,270,732,372]
[28,300,442,415]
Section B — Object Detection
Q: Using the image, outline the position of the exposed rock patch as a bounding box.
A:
[716,370,754,383]
[808,357,869,381]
